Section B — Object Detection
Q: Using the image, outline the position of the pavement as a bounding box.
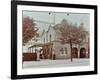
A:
[23,58,90,69]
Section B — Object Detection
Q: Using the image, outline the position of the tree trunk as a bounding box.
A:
[70,41,73,62]
[78,44,80,58]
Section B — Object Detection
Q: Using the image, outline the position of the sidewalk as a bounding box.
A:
[23,58,90,68]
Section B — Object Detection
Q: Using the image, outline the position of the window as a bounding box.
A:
[49,34,51,42]
[60,48,64,54]
[46,34,48,42]
[60,47,67,55]
[44,38,45,43]
[65,48,67,54]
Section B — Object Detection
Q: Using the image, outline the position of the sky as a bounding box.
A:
[23,11,90,32]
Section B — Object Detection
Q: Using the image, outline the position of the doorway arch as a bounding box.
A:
[80,48,86,58]
[72,47,78,58]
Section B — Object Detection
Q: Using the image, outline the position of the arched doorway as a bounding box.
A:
[80,48,86,58]
[72,47,78,58]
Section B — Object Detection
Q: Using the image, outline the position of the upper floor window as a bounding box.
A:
[44,38,45,43]
[49,34,51,42]
[46,34,48,42]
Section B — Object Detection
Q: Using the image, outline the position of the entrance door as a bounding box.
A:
[43,45,49,59]
[50,48,52,59]
[72,47,78,58]
[80,48,86,58]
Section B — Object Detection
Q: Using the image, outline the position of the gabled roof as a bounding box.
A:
[46,25,52,33]
[41,29,45,37]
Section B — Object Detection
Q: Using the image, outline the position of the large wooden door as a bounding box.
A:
[50,48,52,59]
[43,45,49,59]
[80,48,86,58]
[42,44,53,59]
[72,47,78,58]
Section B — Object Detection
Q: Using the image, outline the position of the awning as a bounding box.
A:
[29,42,53,48]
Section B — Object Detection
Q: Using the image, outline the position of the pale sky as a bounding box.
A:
[23,11,90,32]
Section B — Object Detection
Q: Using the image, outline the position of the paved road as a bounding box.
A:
[23,58,90,69]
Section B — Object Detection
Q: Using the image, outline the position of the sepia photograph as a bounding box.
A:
[22,11,90,68]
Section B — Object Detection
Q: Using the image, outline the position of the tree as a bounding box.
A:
[59,19,87,62]
[23,17,38,45]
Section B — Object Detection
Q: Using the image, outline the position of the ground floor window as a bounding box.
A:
[65,48,67,54]
[60,47,67,55]
[60,48,64,54]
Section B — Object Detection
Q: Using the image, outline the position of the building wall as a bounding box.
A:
[40,25,89,59]
[46,26,56,42]
[53,42,71,59]
[52,41,89,59]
